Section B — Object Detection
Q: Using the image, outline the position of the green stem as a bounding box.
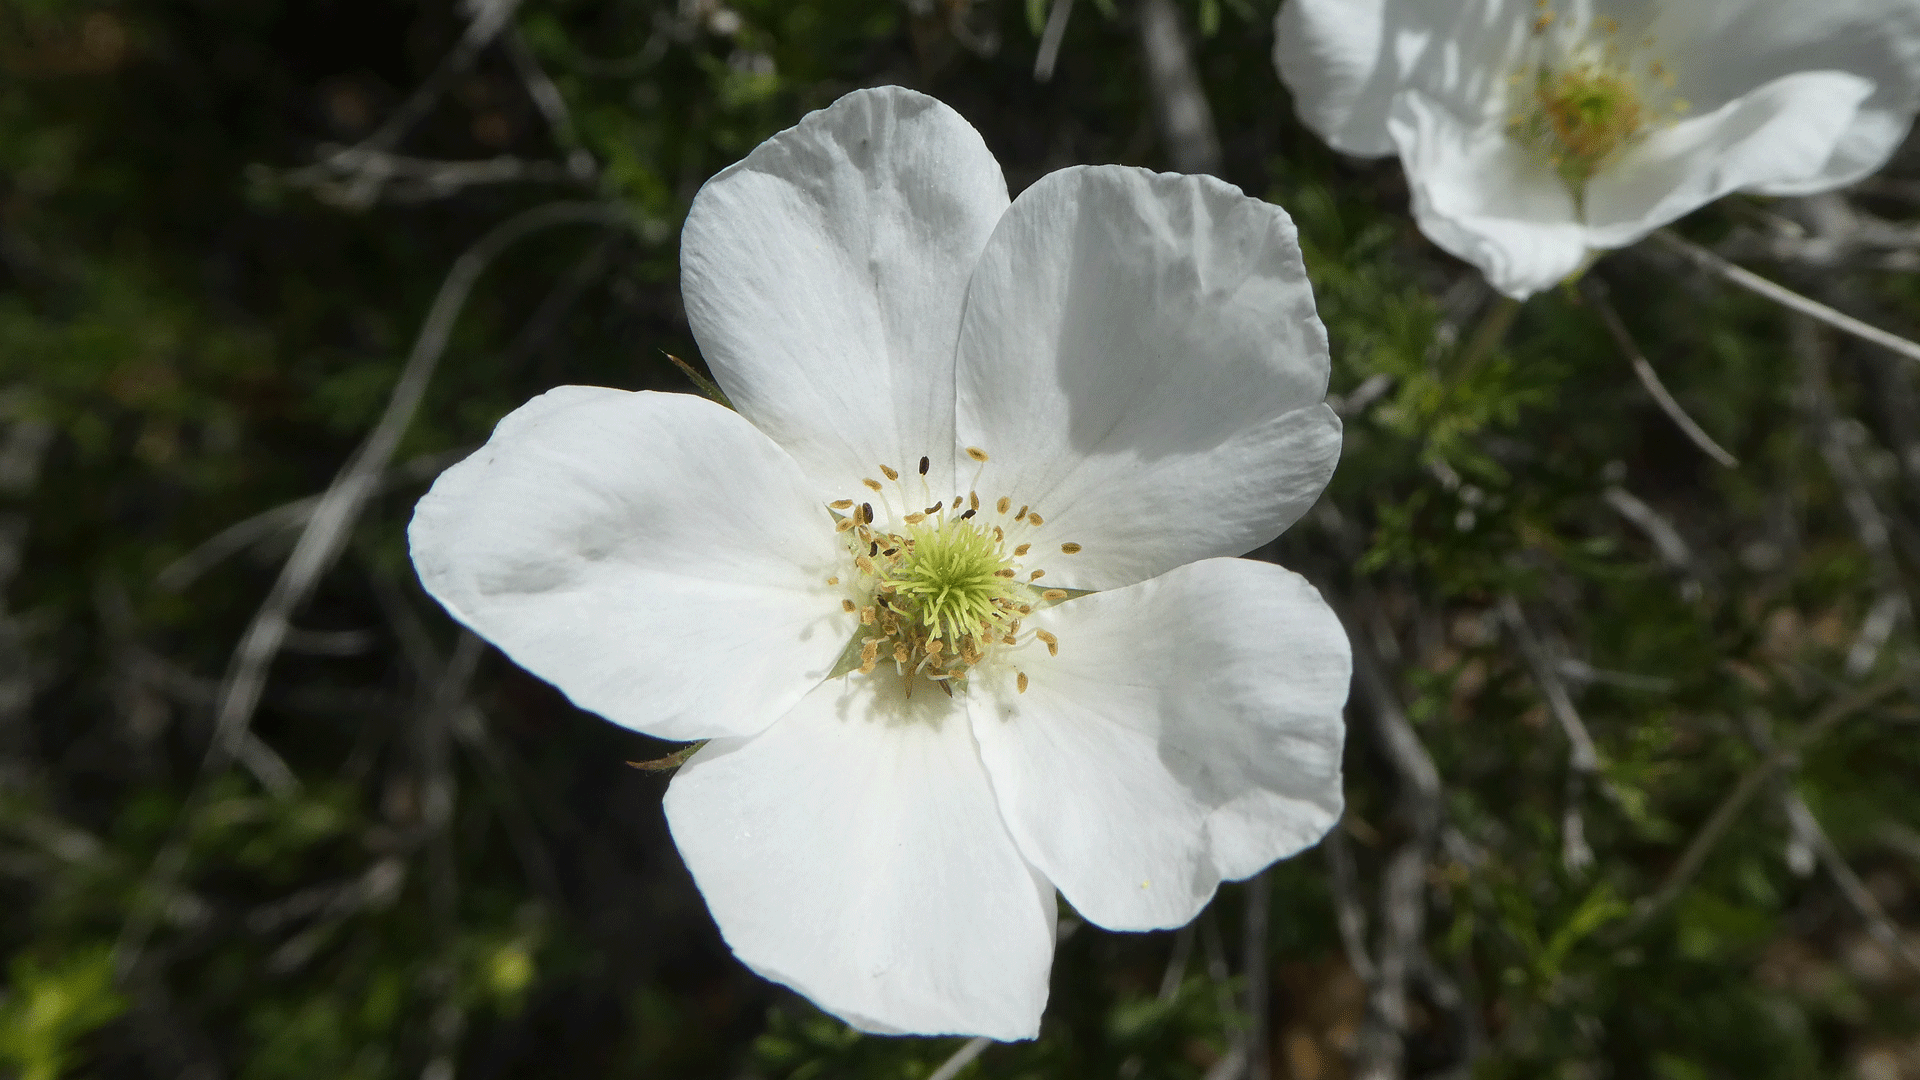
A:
[1448,295,1521,378]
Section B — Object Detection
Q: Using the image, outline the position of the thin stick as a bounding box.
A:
[927,1038,990,1080]
[1614,674,1906,939]
[114,202,631,980]
[1653,229,1920,367]
[1448,295,1520,377]
[1033,0,1075,81]
[1584,278,1738,467]
[1741,713,1920,975]
[1242,872,1271,1080]
[1137,0,1221,175]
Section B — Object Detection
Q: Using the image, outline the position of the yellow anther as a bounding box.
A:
[860,606,876,625]
[966,446,990,462]
[905,512,927,525]
[863,478,883,492]
[1027,512,1045,526]
[1060,542,1082,554]
[995,568,1017,578]
[830,499,854,509]
[1029,569,1045,581]
[881,464,900,481]
[1041,589,1067,602]
[1014,543,1031,556]
[1017,672,1029,694]
[836,517,857,533]
[969,492,980,512]
[996,496,1011,514]
[842,599,856,613]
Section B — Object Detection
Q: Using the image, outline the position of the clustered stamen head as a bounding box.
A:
[1506,2,1688,195]
[826,453,1085,696]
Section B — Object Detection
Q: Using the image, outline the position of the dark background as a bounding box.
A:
[3,1,1919,1077]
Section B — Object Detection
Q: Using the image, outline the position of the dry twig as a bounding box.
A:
[1136,0,1221,175]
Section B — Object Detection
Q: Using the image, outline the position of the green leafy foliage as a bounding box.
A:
[1,0,1917,1077]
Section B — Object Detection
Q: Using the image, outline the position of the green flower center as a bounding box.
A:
[823,449,1085,696]
[1517,64,1646,188]
[1506,7,1688,197]
[889,516,1024,643]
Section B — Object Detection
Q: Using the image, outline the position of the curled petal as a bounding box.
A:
[1586,71,1873,248]
[1388,89,1588,298]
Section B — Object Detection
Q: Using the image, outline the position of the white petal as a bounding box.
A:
[1585,72,1874,248]
[680,86,1009,501]
[968,558,1349,932]
[1275,0,1523,158]
[1639,0,1920,192]
[408,387,851,743]
[1388,89,1589,298]
[953,165,1341,592]
[1756,108,1915,196]
[1274,0,1399,156]
[663,677,1055,1040]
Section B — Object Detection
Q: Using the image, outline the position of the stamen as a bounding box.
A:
[836,518,858,533]
[826,576,839,585]
[969,492,980,512]
[997,496,1011,514]
[905,512,927,525]
[842,599,856,613]
[1017,672,1028,694]
[860,502,874,524]
[966,447,989,463]
[1014,543,1031,556]
[1035,629,1059,656]
[1060,543,1082,554]
[1027,512,1045,526]
[830,499,854,510]
[960,508,977,520]
[926,501,943,514]
[881,464,900,481]
[1029,570,1045,581]
[1041,589,1067,602]
[1015,506,1028,521]
[863,478,883,492]
[860,607,876,625]
[919,456,930,475]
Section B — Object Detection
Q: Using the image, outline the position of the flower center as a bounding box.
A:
[1506,5,1688,194]
[824,449,1083,697]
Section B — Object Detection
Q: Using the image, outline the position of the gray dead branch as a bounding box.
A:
[1655,229,1920,368]
[1584,276,1738,468]
[1137,0,1222,175]
[115,201,634,982]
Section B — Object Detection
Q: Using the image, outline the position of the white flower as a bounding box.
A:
[1275,0,1920,297]
[407,87,1349,1040]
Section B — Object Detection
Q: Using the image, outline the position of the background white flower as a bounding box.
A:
[408,86,1349,1040]
[1275,0,1920,297]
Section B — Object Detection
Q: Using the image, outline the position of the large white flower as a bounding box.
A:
[1275,0,1920,297]
[407,87,1349,1040]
